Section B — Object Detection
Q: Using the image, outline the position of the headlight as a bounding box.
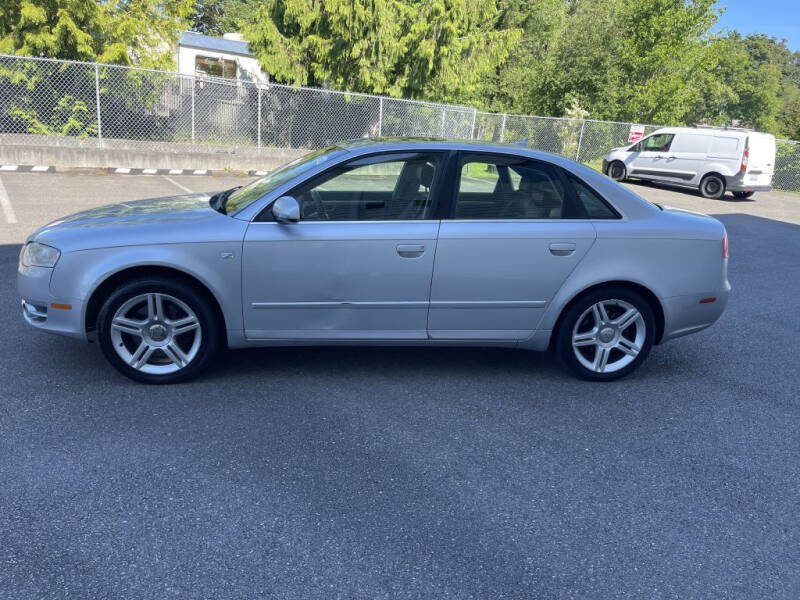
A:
[20,242,61,267]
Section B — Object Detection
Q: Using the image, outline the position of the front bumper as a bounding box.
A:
[18,263,86,340]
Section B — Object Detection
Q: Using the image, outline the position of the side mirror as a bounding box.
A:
[272,196,300,223]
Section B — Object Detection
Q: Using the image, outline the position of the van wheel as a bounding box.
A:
[700,174,725,199]
[608,161,626,181]
[733,191,754,199]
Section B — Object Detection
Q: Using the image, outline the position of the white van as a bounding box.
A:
[602,127,776,199]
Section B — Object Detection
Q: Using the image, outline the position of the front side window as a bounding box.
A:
[455,155,572,219]
[642,134,674,152]
[286,152,442,221]
[226,146,347,214]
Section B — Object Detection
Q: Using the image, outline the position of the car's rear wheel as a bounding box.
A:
[97,278,221,383]
[555,287,656,381]
[733,191,755,199]
[699,174,725,199]
[608,161,627,181]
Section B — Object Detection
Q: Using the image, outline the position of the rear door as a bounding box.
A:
[662,133,711,185]
[427,153,599,341]
[745,133,776,188]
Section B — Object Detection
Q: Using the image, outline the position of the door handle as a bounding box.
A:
[396,244,425,258]
[549,242,576,256]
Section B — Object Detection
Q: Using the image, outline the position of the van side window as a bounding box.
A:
[643,134,674,152]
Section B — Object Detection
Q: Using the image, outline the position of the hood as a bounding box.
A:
[38,193,213,230]
[30,192,239,251]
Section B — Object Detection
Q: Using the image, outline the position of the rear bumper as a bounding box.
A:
[660,280,731,343]
[725,173,773,193]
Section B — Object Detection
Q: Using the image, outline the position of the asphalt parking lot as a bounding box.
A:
[1,171,799,599]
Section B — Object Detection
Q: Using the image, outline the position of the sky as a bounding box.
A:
[715,0,800,50]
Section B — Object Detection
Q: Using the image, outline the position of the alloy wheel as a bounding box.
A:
[571,299,646,374]
[109,292,202,375]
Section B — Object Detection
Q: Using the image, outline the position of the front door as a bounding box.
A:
[427,153,599,340]
[242,151,444,340]
[629,132,675,181]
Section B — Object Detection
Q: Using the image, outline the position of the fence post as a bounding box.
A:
[499,113,507,142]
[575,120,586,161]
[191,77,196,143]
[257,85,262,148]
[378,97,383,137]
[440,107,446,137]
[470,108,477,140]
[94,63,102,146]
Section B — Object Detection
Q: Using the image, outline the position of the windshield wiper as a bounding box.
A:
[209,186,241,214]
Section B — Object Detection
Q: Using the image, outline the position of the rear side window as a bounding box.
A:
[567,176,620,219]
[455,155,572,219]
[710,136,741,155]
[669,134,711,154]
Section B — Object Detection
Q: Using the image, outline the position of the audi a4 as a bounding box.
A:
[18,139,730,383]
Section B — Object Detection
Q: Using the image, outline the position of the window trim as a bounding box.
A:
[254,150,449,223]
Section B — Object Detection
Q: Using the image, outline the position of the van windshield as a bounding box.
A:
[224,146,347,214]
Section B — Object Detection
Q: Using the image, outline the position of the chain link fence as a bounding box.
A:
[1,52,798,192]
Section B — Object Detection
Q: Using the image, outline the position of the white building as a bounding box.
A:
[177,31,269,84]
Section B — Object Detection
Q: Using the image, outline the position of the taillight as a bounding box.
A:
[722,234,729,259]
[740,148,749,172]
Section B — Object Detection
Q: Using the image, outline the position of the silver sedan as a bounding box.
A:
[18,139,730,383]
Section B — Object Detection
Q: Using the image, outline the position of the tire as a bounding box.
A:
[555,286,656,382]
[97,277,222,384]
[699,174,725,199]
[733,191,754,199]
[607,161,627,182]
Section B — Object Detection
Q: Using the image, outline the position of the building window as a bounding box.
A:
[195,55,237,79]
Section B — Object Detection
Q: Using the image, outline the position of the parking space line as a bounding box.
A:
[0,175,18,223]
[162,175,194,194]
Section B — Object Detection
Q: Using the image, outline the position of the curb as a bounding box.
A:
[108,167,213,175]
[0,165,55,172]
[0,164,265,177]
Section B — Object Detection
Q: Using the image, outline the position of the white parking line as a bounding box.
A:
[0,175,18,223]
[162,175,193,194]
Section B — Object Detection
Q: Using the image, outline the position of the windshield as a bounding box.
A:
[224,146,347,214]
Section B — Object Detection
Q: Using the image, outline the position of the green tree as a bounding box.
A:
[242,0,520,106]
[192,0,254,37]
[0,0,195,68]
[0,0,195,137]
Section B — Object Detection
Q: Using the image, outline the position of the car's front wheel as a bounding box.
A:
[555,287,656,381]
[97,278,221,383]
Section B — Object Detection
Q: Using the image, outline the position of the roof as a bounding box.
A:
[179,31,252,57]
